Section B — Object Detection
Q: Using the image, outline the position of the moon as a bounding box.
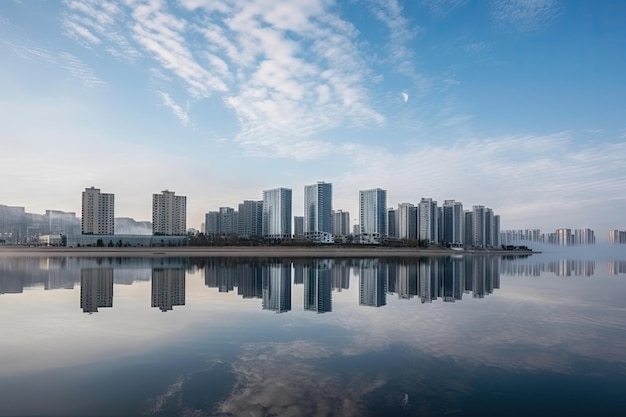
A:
[401,92,408,103]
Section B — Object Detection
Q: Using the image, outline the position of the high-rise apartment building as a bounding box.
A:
[152,190,186,235]
[472,205,486,247]
[82,187,114,235]
[418,198,438,244]
[556,228,572,246]
[237,200,263,237]
[359,188,386,236]
[442,200,464,245]
[397,203,417,239]
[262,188,292,238]
[331,210,350,236]
[304,182,332,234]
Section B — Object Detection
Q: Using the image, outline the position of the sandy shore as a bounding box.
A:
[0,246,534,258]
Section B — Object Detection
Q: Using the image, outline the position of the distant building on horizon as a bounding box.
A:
[152,190,186,235]
[82,187,114,235]
[294,216,304,238]
[607,229,626,244]
[332,210,350,236]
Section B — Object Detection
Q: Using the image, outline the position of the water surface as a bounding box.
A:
[1,254,625,416]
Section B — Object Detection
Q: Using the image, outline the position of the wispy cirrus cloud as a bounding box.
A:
[63,0,140,61]
[58,52,105,88]
[5,40,104,88]
[491,0,560,32]
[157,91,190,127]
[189,0,385,158]
[421,0,469,17]
[60,0,386,159]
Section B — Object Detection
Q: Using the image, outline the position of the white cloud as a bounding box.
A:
[330,131,626,231]
[5,39,105,88]
[63,20,101,45]
[491,0,560,32]
[158,91,190,127]
[59,52,105,88]
[60,0,387,159]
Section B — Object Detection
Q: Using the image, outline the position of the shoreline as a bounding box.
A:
[0,246,536,258]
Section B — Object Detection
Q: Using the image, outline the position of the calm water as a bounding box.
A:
[1,253,625,416]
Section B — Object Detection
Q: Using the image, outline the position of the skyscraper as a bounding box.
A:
[418,198,438,244]
[237,200,263,237]
[152,190,186,235]
[472,205,486,247]
[304,181,332,234]
[397,203,417,239]
[262,188,292,238]
[81,186,114,235]
[442,200,464,245]
[359,188,386,236]
[387,208,398,238]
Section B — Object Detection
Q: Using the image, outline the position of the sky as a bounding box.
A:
[1,0,625,237]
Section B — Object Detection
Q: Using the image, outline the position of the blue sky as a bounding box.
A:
[1,0,625,236]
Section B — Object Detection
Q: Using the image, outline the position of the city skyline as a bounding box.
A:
[1,1,625,233]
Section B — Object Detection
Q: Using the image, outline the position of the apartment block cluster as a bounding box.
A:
[0,187,187,246]
[501,228,597,246]
[607,229,626,244]
[204,182,501,247]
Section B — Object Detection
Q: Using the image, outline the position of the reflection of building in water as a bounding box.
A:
[549,260,595,277]
[331,260,350,292]
[501,257,597,277]
[293,262,304,285]
[397,263,418,300]
[151,268,185,312]
[440,257,464,302]
[237,265,263,299]
[262,264,292,313]
[608,261,626,275]
[304,261,332,313]
[203,260,265,299]
[418,259,438,303]
[359,259,386,307]
[80,268,113,313]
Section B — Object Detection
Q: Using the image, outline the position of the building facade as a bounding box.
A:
[152,190,186,235]
[82,187,114,235]
[442,200,464,245]
[262,188,292,238]
[331,210,350,236]
[359,188,387,236]
[304,182,333,235]
[397,203,417,240]
[418,198,438,244]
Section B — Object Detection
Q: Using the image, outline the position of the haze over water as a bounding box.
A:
[1,252,625,416]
